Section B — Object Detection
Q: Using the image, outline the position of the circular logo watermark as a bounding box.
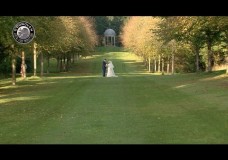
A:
[12,21,35,44]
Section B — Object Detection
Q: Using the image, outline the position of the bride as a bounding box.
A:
[106,61,118,77]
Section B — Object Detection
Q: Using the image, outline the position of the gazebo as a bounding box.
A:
[104,29,116,46]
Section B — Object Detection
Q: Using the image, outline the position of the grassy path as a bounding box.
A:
[0,50,228,144]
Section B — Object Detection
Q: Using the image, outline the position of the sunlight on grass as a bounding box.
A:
[0,80,10,85]
[174,84,188,89]
[123,72,153,75]
[48,75,100,80]
[28,76,43,80]
[0,85,19,89]
[150,72,163,75]
[124,61,135,64]
[0,96,46,104]
[0,94,8,98]
[84,54,101,59]
[200,74,228,81]
[36,82,57,85]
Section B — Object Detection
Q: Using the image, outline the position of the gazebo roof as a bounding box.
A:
[104,29,116,36]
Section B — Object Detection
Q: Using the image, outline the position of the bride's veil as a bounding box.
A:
[109,61,114,68]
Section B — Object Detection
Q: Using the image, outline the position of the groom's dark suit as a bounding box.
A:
[102,59,107,77]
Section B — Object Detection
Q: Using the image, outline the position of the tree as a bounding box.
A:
[0,16,98,83]
[121,16,162,72]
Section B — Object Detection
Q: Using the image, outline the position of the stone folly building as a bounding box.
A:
[103,29,116,46]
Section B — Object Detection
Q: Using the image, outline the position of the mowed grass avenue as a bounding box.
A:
[0,49,228,144]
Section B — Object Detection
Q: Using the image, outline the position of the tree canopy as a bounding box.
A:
[121,16,228,73]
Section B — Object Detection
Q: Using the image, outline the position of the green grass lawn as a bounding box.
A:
[0,49,228,144]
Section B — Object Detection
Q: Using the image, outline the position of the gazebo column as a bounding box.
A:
[106,36,107,46]
[114,36,115,46]
[104,36,106,46]
[111,36,113,46]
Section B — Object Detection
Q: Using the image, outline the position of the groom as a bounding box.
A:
[102,59,107,77]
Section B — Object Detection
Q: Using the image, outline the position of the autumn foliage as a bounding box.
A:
[121,16,228,74]
[0,16,98,84]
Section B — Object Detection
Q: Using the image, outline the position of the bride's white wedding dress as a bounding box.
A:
[106,61,118,77]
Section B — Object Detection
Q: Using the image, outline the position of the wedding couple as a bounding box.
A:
[102,59,118,77]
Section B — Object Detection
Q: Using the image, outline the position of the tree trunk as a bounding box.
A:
[60,55,63,72]
[57,56,59,71]
[148,55,151,72]
[47,54,50,74]
[162,58,164,75]
[33,42,37,76]
[226,62,228,74]
[40,52,44,77]
[226,56,228,74]
[207,41,212,72]
[172,53,175,74]
[21,51,26,79]
[167,56,170,74]
[63,54,66,72]
[77,53,79,61]
[66,54,70,71]
[158,55,161,72]
[154,59,157,73]
[72,53,75,64]
[12,53,16,85]
[195,46,200,72]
